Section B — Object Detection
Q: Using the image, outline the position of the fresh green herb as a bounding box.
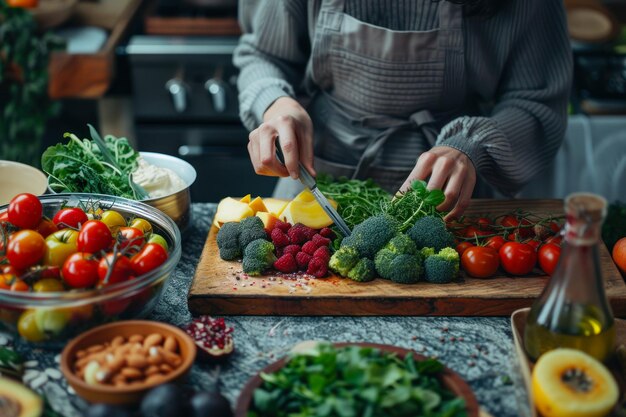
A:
[317,175,391,229]
[0,346,23,379]
[603,201,626,252]
[382,180,445,232]
[42,128,143,199]
[248,343,467,417]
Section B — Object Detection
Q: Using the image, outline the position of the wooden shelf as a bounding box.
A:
[48,0,143,99]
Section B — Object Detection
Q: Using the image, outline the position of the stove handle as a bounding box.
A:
[204,79,227,113]
[165,79,188,113]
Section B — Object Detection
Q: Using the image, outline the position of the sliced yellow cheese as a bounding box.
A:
[281,197,337,229]
[214,197,254,228]
[248,196,268,214]
[263,198,289,216]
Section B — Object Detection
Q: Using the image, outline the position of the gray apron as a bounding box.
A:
[274,0,467,198]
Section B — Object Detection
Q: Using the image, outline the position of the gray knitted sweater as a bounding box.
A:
[234,0,573,195]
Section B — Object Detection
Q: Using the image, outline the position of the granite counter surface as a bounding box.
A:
[3,203,526,417]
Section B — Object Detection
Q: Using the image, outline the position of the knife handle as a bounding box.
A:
[274,138,316,189]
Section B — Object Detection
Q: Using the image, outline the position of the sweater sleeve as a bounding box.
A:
[436,0,572,196]
[233,0,310,131]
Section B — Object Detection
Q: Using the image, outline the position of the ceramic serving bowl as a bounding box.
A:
[48,152,197,233]
[60,320,196,405]
[0,193,182,346]
[0,160,47,205]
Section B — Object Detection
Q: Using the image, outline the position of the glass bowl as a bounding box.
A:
[0,193,182,347]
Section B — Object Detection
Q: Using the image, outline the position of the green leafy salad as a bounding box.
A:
[42,126,147,200]
[248,343,467,417]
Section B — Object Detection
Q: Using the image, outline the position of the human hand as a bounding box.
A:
[247,97,315,179]
[400,146,476,220]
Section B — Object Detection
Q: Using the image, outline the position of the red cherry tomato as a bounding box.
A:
[53,208,88,230]
[462,226,491,239]
[77,220,112,253]
[41,266,61,280]
[130,243,168,276]
[499,242,537,275]
[62,252,99,289]
[538,243,561,276]
[500,215,533,238]
[477,217,492,231]
[10,278,29,292]
[6,230,45,269]
[8,193,42,229]
[545,235,563,246]
[461,246,500,278]
[118,227,145,250]
[485,236,506,251]
[526,239,541,252]
[548,222,561,234]
[98,253,132,286]
[36,218,58,238]
[455,241,474,257]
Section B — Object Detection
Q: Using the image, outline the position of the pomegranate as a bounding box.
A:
[184,316,234,360]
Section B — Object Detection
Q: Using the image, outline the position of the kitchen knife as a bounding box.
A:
[275,142,351,237]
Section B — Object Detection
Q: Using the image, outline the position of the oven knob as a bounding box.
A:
[204,78,227,113]
[165,79,188,113]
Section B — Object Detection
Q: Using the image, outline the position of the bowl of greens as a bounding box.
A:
[43,125,196,232]
[236,342,479,417]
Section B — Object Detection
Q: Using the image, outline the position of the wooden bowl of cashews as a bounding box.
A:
[60,320,196,405]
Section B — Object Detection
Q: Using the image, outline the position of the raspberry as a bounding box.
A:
[273,253,297,273]
[283,244,301,257]
[319,228,336,239]
[312,234,331,248]
[303,226,317,240]
[307,257,328,278]
[302,241,318,255]
[288,225,308,244]
[295,251,312,270]
[275,247,284,258]
[274,220,291,232]
[313,246,331,263]
[270,228,290,248]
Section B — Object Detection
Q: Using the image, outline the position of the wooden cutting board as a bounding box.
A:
[188,199,626,317]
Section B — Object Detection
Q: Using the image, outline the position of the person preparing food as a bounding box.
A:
[234,0,572,219]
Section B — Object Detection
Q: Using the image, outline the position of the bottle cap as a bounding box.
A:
[564,193,607,244]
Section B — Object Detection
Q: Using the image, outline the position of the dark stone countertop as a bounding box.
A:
[2,203,527,417]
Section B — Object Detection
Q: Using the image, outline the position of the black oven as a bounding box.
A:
[127,36,277,202]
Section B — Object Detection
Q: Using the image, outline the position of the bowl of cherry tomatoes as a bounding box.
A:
[0,193,181,345]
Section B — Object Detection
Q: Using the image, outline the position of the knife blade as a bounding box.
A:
[275,141,351,237]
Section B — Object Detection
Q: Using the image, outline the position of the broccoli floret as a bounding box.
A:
[216,222,242,260]
[384,234,417,255]
[389,254,423,284]
[343,215,399,258]
[239,216,267,251]
[242,239,277,276]
[424,247,460,284]
[407,216,455,251]
[347,258,376,282]
[329,246,360,277]
[420,247,435,259]
[374,248,396,279]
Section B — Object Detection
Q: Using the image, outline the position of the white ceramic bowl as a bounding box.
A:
[0,160,48,205]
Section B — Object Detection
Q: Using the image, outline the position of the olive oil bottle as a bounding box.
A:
[525,193,615,362]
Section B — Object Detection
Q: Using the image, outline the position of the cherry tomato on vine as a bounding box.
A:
[6,230,45,269]
[477,217,492,231]
[10,278,29,292]
[538,243,561,276]
[461,246,500,278]
[0,274,15,290]
[33,278,65,292]
[129,218,152,235]
[455,241,474,257]
[36,218,58,238]
[500,215,533,238]
[62,252,99,289]
[7,0,39,8]
[485,236,506,251]
[118,227,145,250]
[100,210,126,235]
[44,229,78,267]
[8,193,42,229]
[130,243,168,276]
[499,242,537,275]
[545,235,563,246]
[98,253,133,286]
[53,207,88,230]
[77,220,112,253]
[462,226,491,239]
[526,239,541,252]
